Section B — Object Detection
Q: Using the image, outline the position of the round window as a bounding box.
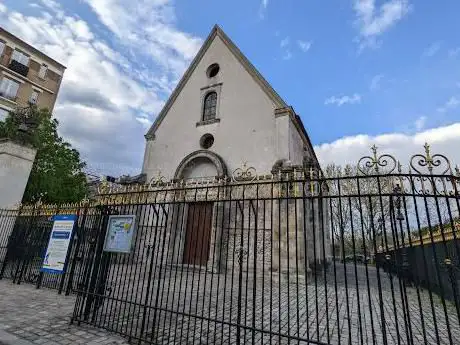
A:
[206,63,220,78]
[200,133,214,149]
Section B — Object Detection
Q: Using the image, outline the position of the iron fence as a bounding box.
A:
[0,205,92,293]
[0,144,459,345]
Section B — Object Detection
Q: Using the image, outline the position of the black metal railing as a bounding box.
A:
[8,59,29,77]
[0,145,459,345]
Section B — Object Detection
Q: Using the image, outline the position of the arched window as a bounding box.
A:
[203,92,217,121]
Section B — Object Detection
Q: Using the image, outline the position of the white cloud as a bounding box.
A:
[82,0,202,81]
[40,0,64,18]
[370,74,384,91]
[297,40,312,53]
[136,117,153,129]
[315,122,460,171]
[280,36,290,48]
[259,0,269,19]
[325,94,362,106]
[282,50,293,60]
[279,36,293,60]
[414,116,426,131]
[422,41,442,58]
[0,1,194,176]
[437,96,460,113]
[449,47,460,58]
[353,0,411,48]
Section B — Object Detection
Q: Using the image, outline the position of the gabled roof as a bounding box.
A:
[145,24,288,139]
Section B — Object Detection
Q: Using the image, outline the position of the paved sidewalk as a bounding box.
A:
[0,279,130,345]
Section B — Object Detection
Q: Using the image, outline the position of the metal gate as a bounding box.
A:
[0,205,106,294]
[1,145,459,345]
[0,207,68,290]
[70,145,459,345]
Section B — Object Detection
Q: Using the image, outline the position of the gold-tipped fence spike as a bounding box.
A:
[410,142,452,175]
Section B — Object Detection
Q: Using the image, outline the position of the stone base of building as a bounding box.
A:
[0,139,36,209]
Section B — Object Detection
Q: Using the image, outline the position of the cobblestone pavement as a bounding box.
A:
[71,263,460,345]
[1,264,459,345]
[0,279,130,345]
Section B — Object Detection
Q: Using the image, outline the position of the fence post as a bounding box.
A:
[149,204,170,342]
[83,206,110,321]
[15,204,38,285]
[236,244,247,345]
[66,206,88,296]
[0,207,21,280]
[58,211,78,295]
[36,207,57,290]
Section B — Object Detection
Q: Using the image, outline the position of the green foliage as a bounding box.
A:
[0,106,88,204]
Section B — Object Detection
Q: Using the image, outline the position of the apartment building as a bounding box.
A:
[0,27,66,121]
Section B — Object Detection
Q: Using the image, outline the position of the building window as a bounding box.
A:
[38,64,48,79]
[0,77,20,101]
[0,41,5,56]
[0,108,8,122]
[200,133,215,149]
[30,90,39,104]
[203,92,217,121]
[206,63,220,78]
[12,49,29,66]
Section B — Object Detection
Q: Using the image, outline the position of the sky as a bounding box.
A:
[0,0,459,177]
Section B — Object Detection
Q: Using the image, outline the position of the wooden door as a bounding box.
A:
[183,202,213,265]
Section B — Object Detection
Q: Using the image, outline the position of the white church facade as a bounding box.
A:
[142,25,318,182]
[138,25,330,274]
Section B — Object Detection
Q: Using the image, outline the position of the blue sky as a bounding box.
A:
[1,0,459,176]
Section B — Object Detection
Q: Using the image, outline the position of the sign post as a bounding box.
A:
[103,215,136,253]
[42,215,77,274]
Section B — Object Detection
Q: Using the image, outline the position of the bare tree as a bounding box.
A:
[325,164,395,257]
[324,164,353,258]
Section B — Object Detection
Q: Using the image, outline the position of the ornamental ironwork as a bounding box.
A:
[232,162,257,182]
[410,142,452,175]
[357,144,398,175]
[356,142,459,177]
[148,171,167,188]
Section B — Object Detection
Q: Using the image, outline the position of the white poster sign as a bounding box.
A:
[42,215,76,274]
[103,215,136,253]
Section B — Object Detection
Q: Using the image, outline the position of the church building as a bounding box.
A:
[139,25,329,274]
[142,25,319,182]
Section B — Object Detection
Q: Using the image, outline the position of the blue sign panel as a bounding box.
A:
[42,215,76,274]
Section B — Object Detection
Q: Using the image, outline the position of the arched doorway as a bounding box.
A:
[173,151,227,266]
[174,149,227,181]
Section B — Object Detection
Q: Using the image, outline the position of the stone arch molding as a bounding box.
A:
[174,150,227,180]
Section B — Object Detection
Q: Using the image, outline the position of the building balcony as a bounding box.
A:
[8,59,29,77]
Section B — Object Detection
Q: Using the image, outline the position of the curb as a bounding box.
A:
[0,329,34,345]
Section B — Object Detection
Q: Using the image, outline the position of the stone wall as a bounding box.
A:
[96,180,332,277]
[128,192,330,276]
